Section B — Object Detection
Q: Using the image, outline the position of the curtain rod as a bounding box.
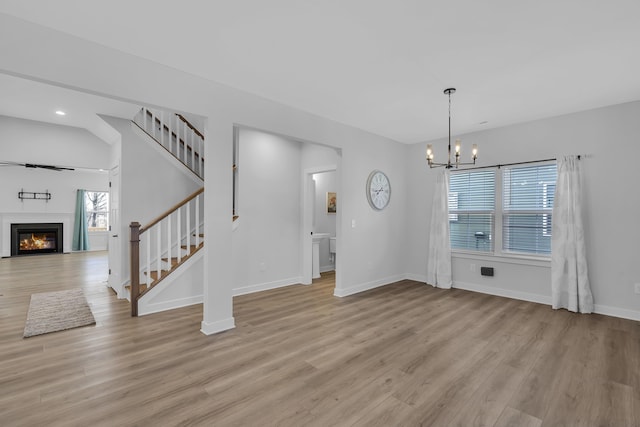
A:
[451,155,581,171]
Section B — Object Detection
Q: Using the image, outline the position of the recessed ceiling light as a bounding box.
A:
[55,110,66,116]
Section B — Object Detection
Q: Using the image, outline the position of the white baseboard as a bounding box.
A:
[403,273,427,283]
[452,280,551,306]
[201,317,236,335]
[320,264,335,273]
[138,295,203,316]
[593,304,640,322]
[334,274,406,297]
[233,276,303,296]
[442,280,640,322]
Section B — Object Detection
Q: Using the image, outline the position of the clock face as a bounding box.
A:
[366,170,391,210]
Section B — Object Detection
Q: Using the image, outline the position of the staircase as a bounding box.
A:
[133,108,205,179]
[128,108,205,316]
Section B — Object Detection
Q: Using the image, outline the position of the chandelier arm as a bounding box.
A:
[428,160,476,169]
[453,160,477,167]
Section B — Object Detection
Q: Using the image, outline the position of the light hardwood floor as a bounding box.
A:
[1,252,639,426]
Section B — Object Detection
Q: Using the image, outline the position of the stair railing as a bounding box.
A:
[132,108,205,179]
[129,187,204,316]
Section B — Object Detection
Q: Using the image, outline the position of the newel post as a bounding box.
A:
[130,222,141,317]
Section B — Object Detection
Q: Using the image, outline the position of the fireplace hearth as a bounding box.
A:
[11,223,63,256]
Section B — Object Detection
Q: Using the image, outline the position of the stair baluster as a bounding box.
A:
[156,223,162,280]
[160,110,165,149]
[177,207,182,264]
[195,196,200,247]
[146,231,151,288]
[186,202,191,254]
[167,212,172,274]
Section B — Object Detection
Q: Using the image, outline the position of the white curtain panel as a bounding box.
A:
[427,170,452,288]
[551,155,594,313]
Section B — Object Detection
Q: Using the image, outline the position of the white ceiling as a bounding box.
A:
[0,73,140,144]
[1,1,639,143]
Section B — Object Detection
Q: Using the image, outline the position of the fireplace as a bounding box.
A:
[11,223,63,256]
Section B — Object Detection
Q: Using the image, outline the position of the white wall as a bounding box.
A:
[300,142,340,169]
[0,115,110,255]
[406,101,640,320]
[232,128,302,294]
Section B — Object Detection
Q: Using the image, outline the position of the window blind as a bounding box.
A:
[449,170,495,252]
[502,164,557,255]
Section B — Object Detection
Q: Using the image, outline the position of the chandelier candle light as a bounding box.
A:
[426,88,478,169]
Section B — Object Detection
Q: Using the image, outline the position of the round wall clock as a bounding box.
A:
[366,170,391,210]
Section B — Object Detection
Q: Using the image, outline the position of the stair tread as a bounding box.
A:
[181,242,204,250]
[161,257,180,267]
[125,283,149,292]
[145,270,169,280]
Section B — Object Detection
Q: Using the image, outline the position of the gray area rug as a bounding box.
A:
[23,289,96,338]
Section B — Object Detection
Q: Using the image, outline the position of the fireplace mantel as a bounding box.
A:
[1,213,72,257]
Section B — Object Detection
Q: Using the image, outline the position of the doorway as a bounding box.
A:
[302,164,339,287]
[108,164,121,294]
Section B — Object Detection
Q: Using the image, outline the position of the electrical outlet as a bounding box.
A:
[635,283,640,294]
[470,264,476,272]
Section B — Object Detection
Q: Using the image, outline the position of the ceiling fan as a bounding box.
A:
[0,161,75,171]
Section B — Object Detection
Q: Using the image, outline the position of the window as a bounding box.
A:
[448,192,458,221]
[85,191,109,231]
[502,164,556,255]
[449,162,556,257]
[449,170,495,252]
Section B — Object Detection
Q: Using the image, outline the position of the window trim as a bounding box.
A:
[449,160,556,261]
[452,250,551,268]
[85,190,109,232]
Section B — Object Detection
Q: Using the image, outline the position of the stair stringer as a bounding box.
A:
[137,248,204,316]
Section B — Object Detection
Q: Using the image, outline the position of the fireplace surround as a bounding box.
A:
[10,223,64,256]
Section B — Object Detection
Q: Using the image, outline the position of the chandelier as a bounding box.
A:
[426,88,478,169]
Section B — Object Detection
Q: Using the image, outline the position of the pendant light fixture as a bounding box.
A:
[426,88,478,169]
